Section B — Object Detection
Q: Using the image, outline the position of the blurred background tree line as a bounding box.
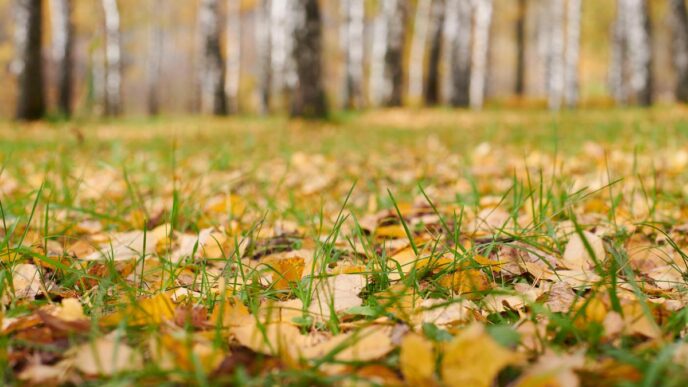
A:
[2,0,688,120]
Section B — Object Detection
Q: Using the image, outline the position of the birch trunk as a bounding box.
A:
[444,0,472,107]
[514,0,526,96]
[291,0,327,117]
[50,0,73,117]
[270,0,297,102]
[546,0,565,111]
[102,0,122,116]
[370,0,406,106]
[563,0,581,108]
[340,0,365,109]
[408,0,432,103]
[146,0,163,115]
[469,0,493,110]
[610,0,652,106]
[425,0,445,105]
[256,0,271,114]
[625,0,652,106]
[225,0,241,113]
[369,2,388,106]
[15,0,45,120]
[670,0,688,102]
[198,0,227,115]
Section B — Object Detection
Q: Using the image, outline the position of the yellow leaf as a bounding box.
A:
[101,293,175,326]
[441,324,517,387]
[210,297,250,327]
[262,256,305,292]
[73,334,143,376]
[55,298,86,321]
[375,225,409,239]
[438,269,491,297]
[561,231,605,271]
[400,333,436,385]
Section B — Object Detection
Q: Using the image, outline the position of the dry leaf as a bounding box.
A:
[308,273,366,320]
[561,231,604,271]
[400,333,436,385]
[441,324,518,387]
[73,334,143,375]
[101,293,175,326]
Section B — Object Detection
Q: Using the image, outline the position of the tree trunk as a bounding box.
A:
[514,0,526,96]
[408,0,431,104]
[444,0,472,107]
[225,0,241,113]
[424,0,445,105]
[102,0,122,116]
[469,0,493,110]
[15,0,45,120]
[340,0,365,109]
[270,0,296,105]
[546,0,565,111]
[146,0,163,115]
[670,0,688,102]
[256,0,271,114]
[290,0,327,117]
[50,0,73,117]
[198,0,227,115]
[563,0,581,108]
[610,0,653,106]
[370,0,406,106]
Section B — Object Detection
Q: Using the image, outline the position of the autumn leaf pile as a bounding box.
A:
[2,114,688,385]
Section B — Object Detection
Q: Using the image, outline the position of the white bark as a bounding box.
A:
[609,0,627,103]
[443,0,472,106]
[340,0,365,109]
[563,0,581,108]
[270,0,297,98]
[146,0,163,115]
[50,0,72,115]
[369,2,388,106]
[469,0,493,110]
[102,0,122,115]
[408,0,432,103]
[256,0,271,113]
[198,0,227,115]
[625,0,652,105]
[225,0,241,113]
[546,0,565,111]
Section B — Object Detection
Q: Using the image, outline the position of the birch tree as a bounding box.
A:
[340,0,365,109]
[408,0,432,103]
[369,0,407,106]
[469,0,493,110]
[225,0,241,113]
[609,0,652,106]
[546,0,565,110]
[198,0,227,115]
[102,0,122,116]
[425,0,445,105]
[515,0,526,96]
[146,0,163,115]
[291,0,327,117]
[443,0,472,107]
[50,0,73,117]
[14,0,45,120]
[545,0,581,110]
[270,0,297,103]
[255,0,271,114]
[563,0,581,107]
[670,0,688,103]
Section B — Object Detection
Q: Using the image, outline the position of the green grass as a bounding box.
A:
[1,107,688,385]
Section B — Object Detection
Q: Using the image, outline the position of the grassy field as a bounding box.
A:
[2,107,688,385]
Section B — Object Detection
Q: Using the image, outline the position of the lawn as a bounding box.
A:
[2,107,688,385]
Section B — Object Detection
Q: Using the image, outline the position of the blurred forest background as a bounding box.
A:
[1,0,686,120]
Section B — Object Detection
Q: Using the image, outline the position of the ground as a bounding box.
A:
[1,108,688,385]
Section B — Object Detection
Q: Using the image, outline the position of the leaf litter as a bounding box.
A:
[2,125,688,385]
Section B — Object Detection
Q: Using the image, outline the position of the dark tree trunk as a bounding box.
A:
[670,0,688,103]
[424,0,445,105]
[50,0,73,117]
[290,0,327,117]
[515,0,526,96]
[15,0,45,120]
[198,0,227,115]
[383,0,407,106]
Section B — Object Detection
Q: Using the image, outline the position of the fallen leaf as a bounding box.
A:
[400,333,436,385]
[561,231,605,271]
[441,323,518,387]
[73,334,143,375]
[308,273,366,320]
